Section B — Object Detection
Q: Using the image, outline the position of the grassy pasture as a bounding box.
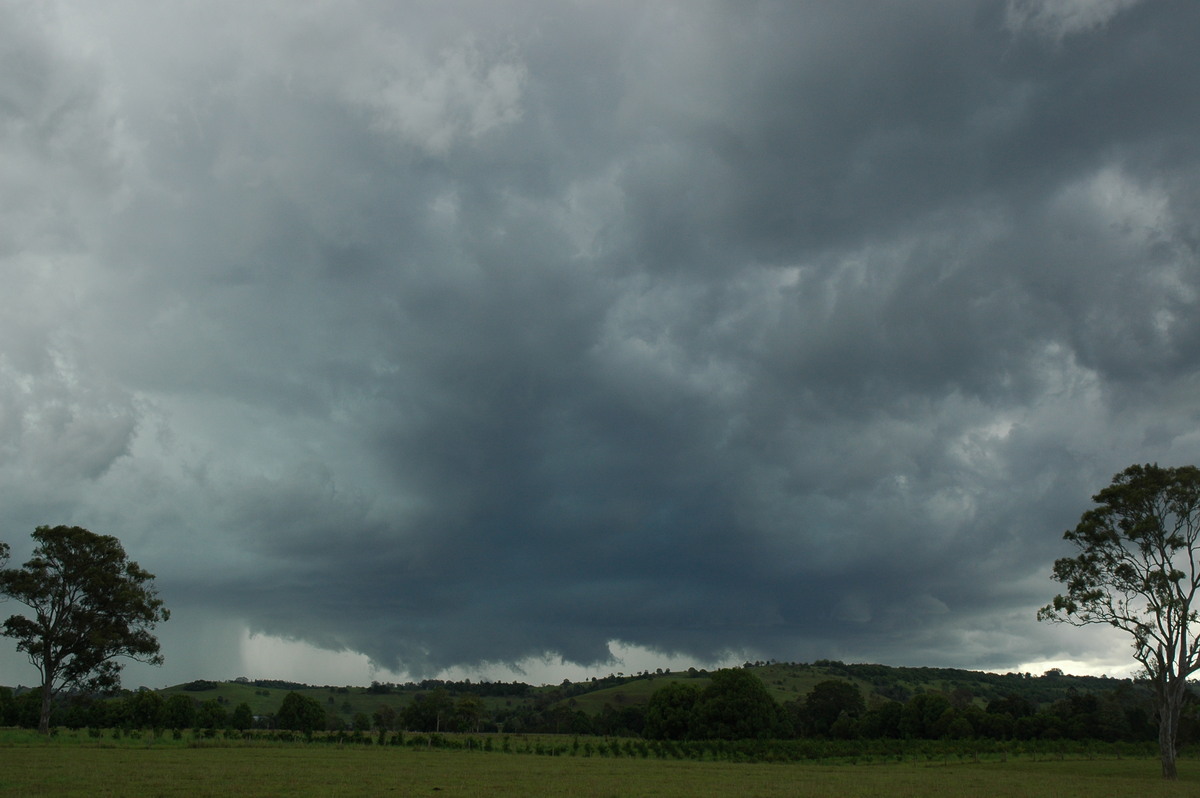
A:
[0,732,1196,797]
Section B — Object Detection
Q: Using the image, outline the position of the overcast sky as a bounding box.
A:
[2,0,1199,688]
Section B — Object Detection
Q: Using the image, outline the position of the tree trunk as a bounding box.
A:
[1158,687,1182,780]
[38,682,53,735]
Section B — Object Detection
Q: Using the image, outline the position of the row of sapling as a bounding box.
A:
[1,463,1199,781]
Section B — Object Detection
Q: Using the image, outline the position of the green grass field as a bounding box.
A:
[0,732,1195,797]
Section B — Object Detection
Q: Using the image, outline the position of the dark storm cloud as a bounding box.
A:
[3,0,1199,682]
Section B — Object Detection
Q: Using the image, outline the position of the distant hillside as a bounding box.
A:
[5,657,1173,738]
[755,660,1137,707]
[531,660,1142,715]
[148,660,1146,730]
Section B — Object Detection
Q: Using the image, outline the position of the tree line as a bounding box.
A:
[640,672,1189,744]
[0,686,254,733]
[5,666,1193,749]
[495,669,1192,745]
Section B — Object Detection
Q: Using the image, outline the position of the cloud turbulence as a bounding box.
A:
[3,0,1200,684]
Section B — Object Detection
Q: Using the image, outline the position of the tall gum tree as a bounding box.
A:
[0,526,169,734]
[1038,464,1200,780]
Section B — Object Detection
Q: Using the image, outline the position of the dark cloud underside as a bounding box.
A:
[2,0,1199,680]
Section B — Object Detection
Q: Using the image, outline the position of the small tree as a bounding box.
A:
[125,689,165,730]
[1038,464,1200,780]
[688,668,790,740]
[804,679,865,736]
[0,526,169,734]
[455,694,486,733]
[644,681,700,740]
[275,691,326,735]
[163,693,198,730]
[196,698,228,730]
[373,704,398,731]
[230,701,254,731]
[402,688,454,732]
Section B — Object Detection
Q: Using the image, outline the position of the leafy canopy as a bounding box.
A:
[1038,463,1200,779]
[1038,464,1200,682]
[643,681,700,740]
[276,691,326,734]
[689,668,790,740]
[0,525,169,697]
[805,679,865,735]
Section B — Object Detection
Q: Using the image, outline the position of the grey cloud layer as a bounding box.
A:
[2,0,1198,679]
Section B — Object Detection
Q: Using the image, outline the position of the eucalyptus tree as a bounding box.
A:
[0,526,169,734]
[1039,464,1200,780]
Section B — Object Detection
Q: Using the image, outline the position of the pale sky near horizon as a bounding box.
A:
[2,0,1197,689]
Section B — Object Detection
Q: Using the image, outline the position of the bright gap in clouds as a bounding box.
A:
[237,632,1139,686]
[0,625,1141,689]
[237,631,749,687]
[1013,658,1139,679]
